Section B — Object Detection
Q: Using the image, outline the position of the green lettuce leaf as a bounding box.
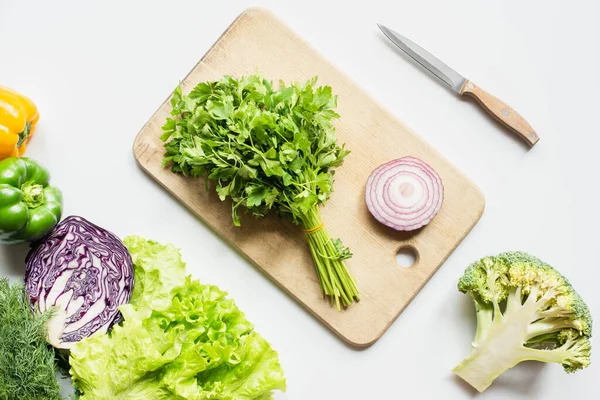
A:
[69,236,285,399]
[125,236,187,310]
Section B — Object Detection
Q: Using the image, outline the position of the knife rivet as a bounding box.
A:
[467,82,474,89]
[502,109,510,116]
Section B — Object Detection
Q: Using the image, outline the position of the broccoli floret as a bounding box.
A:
[453,251,592,392]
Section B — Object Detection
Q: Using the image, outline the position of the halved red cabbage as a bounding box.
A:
[25,215,133,349]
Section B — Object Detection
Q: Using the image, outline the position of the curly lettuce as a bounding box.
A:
[69,236,286,399]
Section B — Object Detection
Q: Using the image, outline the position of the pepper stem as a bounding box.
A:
[17,122,32,148]
[21,181,45,208]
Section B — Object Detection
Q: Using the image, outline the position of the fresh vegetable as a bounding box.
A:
[25,215,134,349]
[453,251,592,392]
[0,156,63,244]
[161,74,359,309]
[365,156,443,231]
[69,236,286,400]
[0,277,62,400]
[0,86,39,160]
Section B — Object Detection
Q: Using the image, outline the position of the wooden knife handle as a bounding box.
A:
[459,80,539,147]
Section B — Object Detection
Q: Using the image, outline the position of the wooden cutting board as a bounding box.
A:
[133,7,485,347]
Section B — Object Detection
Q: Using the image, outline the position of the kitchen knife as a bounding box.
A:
[378,24,539,147]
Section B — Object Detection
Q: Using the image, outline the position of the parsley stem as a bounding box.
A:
[301,207,360,310]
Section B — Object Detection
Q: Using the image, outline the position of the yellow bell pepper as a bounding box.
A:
[0,86,39,161]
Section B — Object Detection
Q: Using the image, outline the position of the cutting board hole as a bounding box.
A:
[396,247,417,268]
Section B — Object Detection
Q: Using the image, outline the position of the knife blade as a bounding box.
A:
[378,24,539,147]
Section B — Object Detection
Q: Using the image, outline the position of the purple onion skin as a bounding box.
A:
[365,156,444,231]
[25,216,134,348]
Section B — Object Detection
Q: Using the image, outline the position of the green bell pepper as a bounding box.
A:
[0,157,63,244]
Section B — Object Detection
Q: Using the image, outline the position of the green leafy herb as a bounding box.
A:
[0,277,62,400]
[69,236,286,400]
[161,75,359,309]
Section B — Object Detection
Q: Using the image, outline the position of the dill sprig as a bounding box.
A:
[0,277,62,400]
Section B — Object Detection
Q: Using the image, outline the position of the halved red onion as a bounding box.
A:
[365,156,444,231]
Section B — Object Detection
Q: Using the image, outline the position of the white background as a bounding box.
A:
[1,1,599,399]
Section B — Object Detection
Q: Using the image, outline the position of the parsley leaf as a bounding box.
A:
[162,75,359,309]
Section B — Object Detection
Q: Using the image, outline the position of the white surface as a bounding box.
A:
[1,0,599,398]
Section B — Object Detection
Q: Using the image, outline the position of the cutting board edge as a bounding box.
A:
[132,141,345,347]
[133,5,487,208]
[132,141,382,348]
[131,6,487,349]
[132,122,486,350]
[351,196,485,347]
[131,9,254,155]
[251,6,486,207]
[131,116,487,348]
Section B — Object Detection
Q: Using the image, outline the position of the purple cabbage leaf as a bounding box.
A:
[25,215,134,349]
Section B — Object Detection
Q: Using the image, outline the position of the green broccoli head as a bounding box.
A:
[453,251,592,392]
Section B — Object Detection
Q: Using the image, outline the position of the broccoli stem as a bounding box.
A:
[455,284,555,392]
[455,251,593,391]
[536,306,574,319]
[453,308,529,392]
[453,340,574,392]
[453,342,523,392]
[473,300,493,344]
[519,345,574,364]
[504,285,523,315]
[526,318,582,341]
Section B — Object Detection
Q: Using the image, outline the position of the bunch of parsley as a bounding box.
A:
[0,277,62,400]
[161,75,359,309]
